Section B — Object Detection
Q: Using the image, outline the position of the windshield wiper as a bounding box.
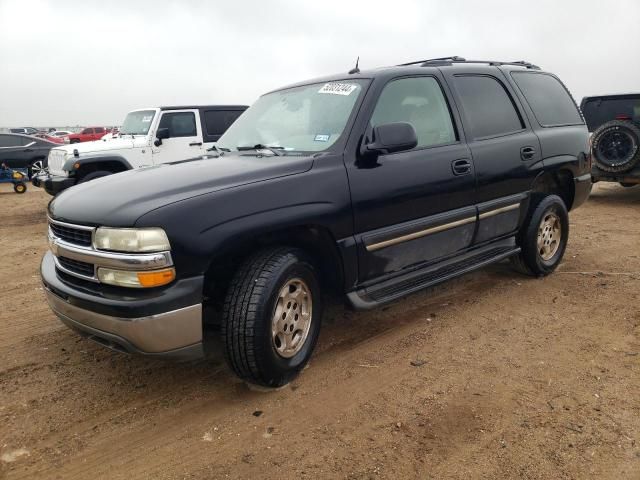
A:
[206,145,229,155]
[237,144,284,156]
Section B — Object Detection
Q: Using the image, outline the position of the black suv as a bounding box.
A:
[581,93,640,186]
[41,57,591,387]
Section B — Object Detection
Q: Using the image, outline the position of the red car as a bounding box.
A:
[67,127,107,144]
[34,133,64,144]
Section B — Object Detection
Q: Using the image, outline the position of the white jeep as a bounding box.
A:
[34,105,247,195]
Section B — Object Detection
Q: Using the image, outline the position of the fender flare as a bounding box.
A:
[63,154,132,173]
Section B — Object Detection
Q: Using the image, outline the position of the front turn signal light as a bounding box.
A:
[137,269,176,288]
[98,267,176,288]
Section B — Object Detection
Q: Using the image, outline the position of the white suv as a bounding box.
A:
[34,105,247,195]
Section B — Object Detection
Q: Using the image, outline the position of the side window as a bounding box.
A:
[203,110,243,136]
[95,127,105,133]
[371,77,456,148]
[82,128,93,134]
[454,75,524,139]
[0,135,23,147]
[511,72,583,127]
[158,112,197,138]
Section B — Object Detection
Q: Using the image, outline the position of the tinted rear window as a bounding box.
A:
[203,110,244,137]
[511,72,582,127]
[454,75,524,139]
[581,95,640,132]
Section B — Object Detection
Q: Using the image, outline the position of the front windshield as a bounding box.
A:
[217,80,368,152]
[120,110,156,135]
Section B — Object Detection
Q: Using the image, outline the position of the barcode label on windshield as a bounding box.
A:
[318,83,358,96]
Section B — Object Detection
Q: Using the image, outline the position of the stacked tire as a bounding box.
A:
[591,120,640,173]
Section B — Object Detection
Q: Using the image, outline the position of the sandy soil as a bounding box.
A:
[0,183,639,480]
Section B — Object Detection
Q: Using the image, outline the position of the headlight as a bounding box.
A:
[97,267,175,288]
[93,227,171,252]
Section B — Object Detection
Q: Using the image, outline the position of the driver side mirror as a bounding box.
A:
[361,122,418,158]
[154,127,170,146]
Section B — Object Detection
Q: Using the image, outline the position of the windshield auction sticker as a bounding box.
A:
[318,83,358,95]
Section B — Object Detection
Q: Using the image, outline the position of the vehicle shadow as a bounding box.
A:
[588,183,640,206]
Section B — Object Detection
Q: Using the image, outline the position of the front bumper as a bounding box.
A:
[41,251,205,359]
[32,172,76,196]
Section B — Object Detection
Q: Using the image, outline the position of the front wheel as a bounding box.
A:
[221,247,322,387]
[511,194,569,276]
[14,182,27,194]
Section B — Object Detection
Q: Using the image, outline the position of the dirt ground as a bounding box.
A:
[0,183,639,480]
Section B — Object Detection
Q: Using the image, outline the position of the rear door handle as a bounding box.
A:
[520,146,536,160]
[452,159,472,176]
[189,142,203,147]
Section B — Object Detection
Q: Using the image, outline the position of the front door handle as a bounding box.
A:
[189,142,203,147]
[452,159,472,176]
[520,146,536,161]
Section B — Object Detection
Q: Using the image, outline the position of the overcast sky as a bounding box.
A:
[1,0,639,127]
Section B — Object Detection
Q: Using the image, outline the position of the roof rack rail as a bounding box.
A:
[398,57,540,70]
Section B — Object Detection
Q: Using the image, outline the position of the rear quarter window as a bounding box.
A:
[511,72,583,127]
[203,110,244,137]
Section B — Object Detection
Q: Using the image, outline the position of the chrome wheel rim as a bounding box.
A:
[537,211,561,261]
[30,161,43,175]
[271,278,313,358]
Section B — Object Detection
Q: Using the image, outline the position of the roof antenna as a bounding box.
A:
[348,56,360,74]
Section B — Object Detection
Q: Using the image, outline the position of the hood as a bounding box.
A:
[57,136,147,155]
[49,153,314,226]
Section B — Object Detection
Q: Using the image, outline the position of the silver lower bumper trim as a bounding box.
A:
[44,288,202,353]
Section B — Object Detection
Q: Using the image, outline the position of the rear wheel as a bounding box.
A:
[14,182,27,194]
[28,159,44,179]
[78,170,112,183]
[620,182,638,188]
[511,194,569,276]
[221,247,322,387]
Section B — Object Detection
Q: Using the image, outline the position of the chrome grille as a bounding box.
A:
[58,256,95,277]
[47,149,67,175]
[49,222,93,246]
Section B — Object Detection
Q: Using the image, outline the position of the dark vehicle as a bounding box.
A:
[42,57,591,387]
[10,127,38,135]
[0,133,56,177]
[0,164,28,193]
[581,93,640,186]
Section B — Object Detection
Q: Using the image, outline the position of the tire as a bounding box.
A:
[620,182,638,188]
[28,159,45,179]
[70,139,80,144]
[78,170,112,183]
[591,120,640,173]
[221,247,322,387]
[14,182,27,194]
[511,194,569,277]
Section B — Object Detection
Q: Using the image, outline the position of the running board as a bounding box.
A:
[347,244,520,310]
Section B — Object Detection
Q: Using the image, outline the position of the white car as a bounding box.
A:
[33,105,247,196]
[49,130,74,137]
